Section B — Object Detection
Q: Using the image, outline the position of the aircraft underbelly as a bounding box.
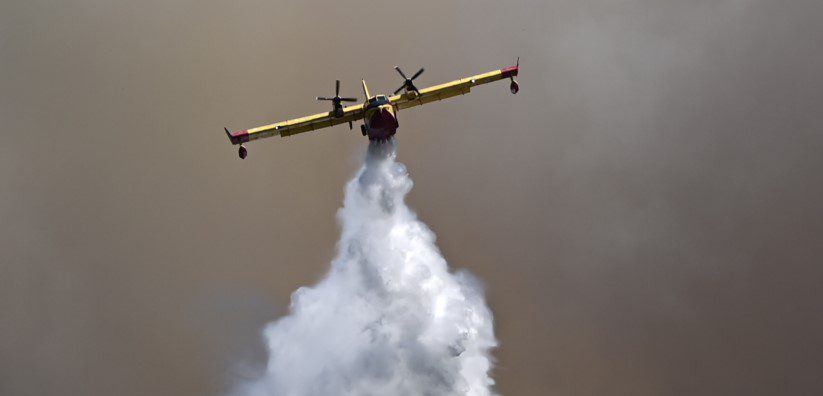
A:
[366,106,398,140]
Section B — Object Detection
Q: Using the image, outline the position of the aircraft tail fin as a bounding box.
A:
[361,79,372,100]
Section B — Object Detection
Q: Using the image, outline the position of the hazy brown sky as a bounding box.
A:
[2,1,822,395]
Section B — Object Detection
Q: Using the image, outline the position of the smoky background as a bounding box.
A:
[1,0,822,395]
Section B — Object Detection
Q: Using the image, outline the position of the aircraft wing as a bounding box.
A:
[388,64,519,111]
[226,103,365,145]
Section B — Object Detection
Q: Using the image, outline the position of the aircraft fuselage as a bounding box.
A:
[361,95,399,141]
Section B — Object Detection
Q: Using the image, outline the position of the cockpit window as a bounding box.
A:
[368,95,389,106]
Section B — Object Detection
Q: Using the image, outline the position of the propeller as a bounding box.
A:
[317,80,357,117]
[316,80,358,102]
[393,66,424,95]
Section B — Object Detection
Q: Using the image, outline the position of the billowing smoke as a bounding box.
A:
[234,141,497,396]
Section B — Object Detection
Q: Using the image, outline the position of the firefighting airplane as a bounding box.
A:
[224,59,520,159]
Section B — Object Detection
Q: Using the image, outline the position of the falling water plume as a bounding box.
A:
[234,140,497,396]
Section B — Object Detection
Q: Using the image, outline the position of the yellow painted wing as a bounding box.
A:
[226,103,364,144]
[389,66,517,111]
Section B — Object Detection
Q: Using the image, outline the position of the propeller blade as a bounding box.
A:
[335,79,340,96]
[317,96,332,101]
[411,68,424,80]
[394,66,408,80]
[340,97,358,102]
[394,85,405,94]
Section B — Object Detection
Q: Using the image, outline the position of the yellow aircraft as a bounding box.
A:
[225,59,520,159]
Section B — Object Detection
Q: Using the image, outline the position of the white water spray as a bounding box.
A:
[234,141,496,395]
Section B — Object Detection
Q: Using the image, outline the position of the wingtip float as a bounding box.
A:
[225,59,520,159]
